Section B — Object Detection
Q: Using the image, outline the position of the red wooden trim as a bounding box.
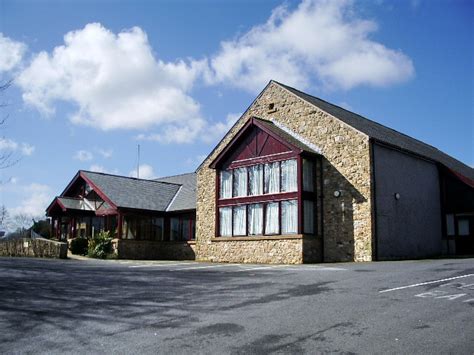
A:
[79,171,117,209]
[218,192,298,207]
[215,170,220,238]
[228,151,297,169]
[297,155,303,234]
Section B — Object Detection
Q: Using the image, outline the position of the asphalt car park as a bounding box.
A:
[0,257,472,354]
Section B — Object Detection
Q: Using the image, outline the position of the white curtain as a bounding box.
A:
[282,200,298,234]
[219,207,232,236]
[264,162,280,194]
[248,203,263,235]
[281,159,297,192]
[220,171,233,198]
[303,200,314,234]
[233,205,246,236]
[303,159,314,192]
[233,167,248,197]
[265,202,279,234]
[249,165,263,196]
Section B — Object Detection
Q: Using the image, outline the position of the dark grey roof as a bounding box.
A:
[254,117,319,154]
[155,173,196,211]
[58,197,94,211]
[274,81,474,180]
[81,171,180,211]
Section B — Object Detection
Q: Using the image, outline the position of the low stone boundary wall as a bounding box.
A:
[112,239,196,260]
[0,238,68,259]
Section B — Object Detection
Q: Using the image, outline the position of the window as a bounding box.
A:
[249,165,263,196]
[220,170,232,198]
[233,205,247,236]
[458,219,470,236]
[265,202,279,234]
[233,167,248,197]
[170,217,180,241]
[248,203,263,235]
[303,159,314,192]
[304,200,314,234]
[220,207,232,236]
[281,159,297,192]
[446,214,455,236]
[281,200,297,234]
[265,162,280,194]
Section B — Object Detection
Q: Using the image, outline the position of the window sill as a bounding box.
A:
[211,234,303,242]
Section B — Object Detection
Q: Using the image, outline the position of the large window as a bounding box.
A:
[217,157,320,237]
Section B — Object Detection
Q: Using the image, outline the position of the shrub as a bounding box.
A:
[88,231,113,259]
[69,237,88,255]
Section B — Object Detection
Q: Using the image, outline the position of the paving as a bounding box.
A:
[0,256,473,354]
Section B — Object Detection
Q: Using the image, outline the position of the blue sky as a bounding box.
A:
[0,0,472,228]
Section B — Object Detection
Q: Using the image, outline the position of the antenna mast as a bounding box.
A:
[137,144,140,178]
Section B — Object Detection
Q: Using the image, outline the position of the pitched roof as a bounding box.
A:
[58,197,94,211]
[155,173,196,211]
[274,81,474,179]
[81,171,181,212]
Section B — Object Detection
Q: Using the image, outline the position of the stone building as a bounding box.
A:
[48,81,473,263]
[194,80,474,263]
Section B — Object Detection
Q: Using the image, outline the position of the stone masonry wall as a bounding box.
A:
[0,238,68,259]
[196,82,373,263]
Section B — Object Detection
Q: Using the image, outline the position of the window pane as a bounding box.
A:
[282,200,298,234]
[265,202,279,234]
[304,200,314,234]
[248,203,263,235]
[264,162,280,194]
[446,214,455,236]
[281,159,298,192]
[233,205,247,236]
[182,217,191,240]
[233,167,248,197]
[170,217,180,241]
[303,159,314,192]
[458,219,469,236]
[220,171,233,199]
[249,165,263,196]
[152,217,164,241]
[219,207,232,237]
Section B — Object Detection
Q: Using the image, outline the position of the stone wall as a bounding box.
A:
[196,82,373,263]
[112,239,196,260]
[0,238,68,259]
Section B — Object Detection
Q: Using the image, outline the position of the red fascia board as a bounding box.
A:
[46,197,66,215]
[445,166,474,189]
[209,117,303,169]
[79,171,118,209]
[217,192,298,207]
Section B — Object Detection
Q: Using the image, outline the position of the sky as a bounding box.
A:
[0,0,472,230]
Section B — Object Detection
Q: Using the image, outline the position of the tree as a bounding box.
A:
[0,80,19,169]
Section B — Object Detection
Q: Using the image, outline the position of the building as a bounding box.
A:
[47,81,474,263]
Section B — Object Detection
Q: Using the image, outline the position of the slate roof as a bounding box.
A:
[274,81,474,180]
[254,117,319,154]
[57,197,94,211]
[155,173,196,211]
[81,171,181,212]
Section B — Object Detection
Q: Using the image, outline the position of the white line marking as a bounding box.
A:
[379,274,474,293]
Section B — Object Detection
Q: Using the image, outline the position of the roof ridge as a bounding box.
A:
[81,170,182,187]
[155,171,196,180]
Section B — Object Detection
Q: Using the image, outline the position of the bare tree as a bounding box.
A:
[0,205,8,226]
[0,80,19,169]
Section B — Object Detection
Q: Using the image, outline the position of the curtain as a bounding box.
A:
[220,170,233,198]
[249,165,263,196]
[248,203,263,235]
[219,207,232,236]
[233,167,248,197]
[282,200,298,234]
[170,217,180,240]
[281,159,298,192]
[265,202,279,234]
[233,205,246,236]
[303,200,314,234]
[264,162,280,194]
[303,159,314,192]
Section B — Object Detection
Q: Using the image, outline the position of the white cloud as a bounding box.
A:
[16,23,206,144]
[9,183,52,218]
[0,33,26,72]
[129,164,156,179]
[0,138,35,156]
[97,148,113,159]
[73,149,93,161]
[202,112,241,144]
[88,164,119,174]
[205,0,414,92]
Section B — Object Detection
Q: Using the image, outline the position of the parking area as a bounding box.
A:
[0,257,472,354]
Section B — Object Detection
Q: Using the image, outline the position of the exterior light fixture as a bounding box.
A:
[394,193,400,200]
[333,190,341,198]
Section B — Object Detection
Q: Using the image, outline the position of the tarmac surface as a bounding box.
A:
[0,256,473,354]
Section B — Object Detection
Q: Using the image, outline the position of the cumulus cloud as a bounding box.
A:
[73,149,93,161]
[205,0,414,92]
[97,148,113,159]
[16,23,206,143]
[88,164,119,174]
[203,112,241,144]
[129,164,156,179]
[0,138,35,156]
[9,183,52,218]
[0,33,26,72]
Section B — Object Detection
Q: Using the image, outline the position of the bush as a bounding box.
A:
[69,237,88,255]
[88,231,113,259]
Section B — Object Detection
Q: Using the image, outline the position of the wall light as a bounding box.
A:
[334,190,341,198]
[394,192,400,200]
